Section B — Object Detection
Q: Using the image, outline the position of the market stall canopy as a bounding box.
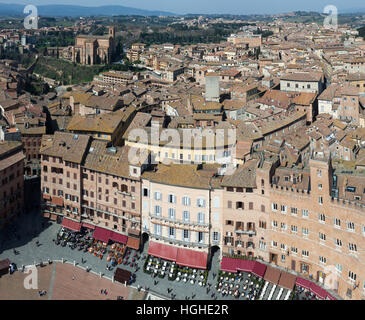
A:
[0,259,10,276]
[114,268,132,284]
[278,272,296,290]
[263,265,281,285]
[126,237,140,250]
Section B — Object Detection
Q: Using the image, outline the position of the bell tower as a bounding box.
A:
[108,26,115,39]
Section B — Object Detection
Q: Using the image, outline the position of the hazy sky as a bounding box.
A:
[0,0,363,14]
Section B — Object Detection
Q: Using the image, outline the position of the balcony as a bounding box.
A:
[149,213,210,228]
[150,233,209,249]
[82,204,140,223]
[235,229,256,236]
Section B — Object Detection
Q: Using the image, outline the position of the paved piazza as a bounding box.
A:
[0,210,240,300]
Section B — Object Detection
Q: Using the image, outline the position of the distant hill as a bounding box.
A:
[0,3,176,17]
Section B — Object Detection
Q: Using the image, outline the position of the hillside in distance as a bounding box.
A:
[0,3,176,17]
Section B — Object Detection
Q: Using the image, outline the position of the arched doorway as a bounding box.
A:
[141,232,149,252]
[208,245,220,271]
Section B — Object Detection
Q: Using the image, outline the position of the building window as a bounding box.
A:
[183,211,190,222]
[154,205,161,216]
[272,203,278,211]
[183,229,190,241]
[154,192,162,201]
[302,209,309,218]
[334,218,341,228]
[143,188,148,197]
[213,231,219,242]
[197,232,204,244]
[168,194,176,204]
[348,243,357,253]
[197,198,206,208]
[182,196,191,206]
[319,232,326,241]
[302,228,309,237]
[197,212,205,224]
[154,224,162,236]
[318,213,325,223]
[168,208,175,220]
[348,271,357,282]
[169,227,175,238]
[347,222,355,232]
[319,256,327,264]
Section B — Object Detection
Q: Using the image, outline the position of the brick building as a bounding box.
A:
[0,141,25,229]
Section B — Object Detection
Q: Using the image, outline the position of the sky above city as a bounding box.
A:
[0,0,364,14]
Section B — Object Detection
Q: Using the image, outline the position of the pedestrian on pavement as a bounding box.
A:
[72,275,75,280]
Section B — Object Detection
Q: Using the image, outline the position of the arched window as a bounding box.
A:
[112,182,118,189]
[121,184,128,193]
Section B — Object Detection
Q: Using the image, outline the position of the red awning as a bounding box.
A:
[62,218,81,232]
[252,261,267,278]
[310,282,328,299]
[93,227,112,243]
[296,277,311,290]
[82,222,95,230]
[326,293,337,300]
[221,257,239,273]
[147,241,178,262]
[110,232,128,244]
[237,259,256,273]
[176,248,208,269]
